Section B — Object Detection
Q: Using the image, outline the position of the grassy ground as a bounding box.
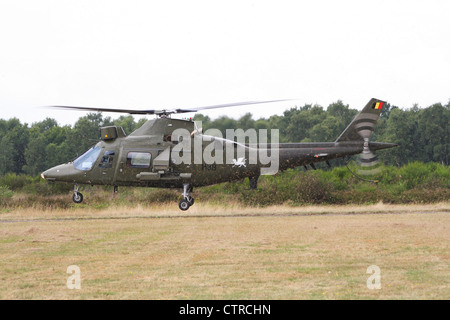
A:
[0,203,448,300]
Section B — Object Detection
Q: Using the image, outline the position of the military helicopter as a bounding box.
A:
[41,98,397,211]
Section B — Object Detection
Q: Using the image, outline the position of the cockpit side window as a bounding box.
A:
[74,146,102,171]
[99,151,115,169]
[126,152,152,168]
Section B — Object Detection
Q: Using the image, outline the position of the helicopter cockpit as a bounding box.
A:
[73,145,102,171]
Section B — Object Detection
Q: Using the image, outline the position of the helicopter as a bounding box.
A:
[41,98,397,211]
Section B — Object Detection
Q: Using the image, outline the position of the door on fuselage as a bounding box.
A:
[116,149,166,185]
[98,149,117,185]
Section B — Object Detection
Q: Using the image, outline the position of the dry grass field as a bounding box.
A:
[0,202,448,300]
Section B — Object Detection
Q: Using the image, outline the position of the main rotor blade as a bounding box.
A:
[174,99,295,113]
[47,99,296,115]
[47,105,157,115]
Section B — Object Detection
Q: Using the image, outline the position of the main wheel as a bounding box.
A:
[179,199,190,211]
[187,196,195,206]
[73,192,83,204]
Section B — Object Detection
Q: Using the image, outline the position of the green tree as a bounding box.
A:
[0,118,29,174]
[209,116,238,137]
[23,126,48,175]
[327,100,358,127]
[23,119,73,175]
[70,113,107,157]
[0,136,15,175]
[237,113,255,130]
[417,103,449,164]
[380,107,420,165]
[2,98,449,175]
[309,115,342,142]
[284,104,326,142]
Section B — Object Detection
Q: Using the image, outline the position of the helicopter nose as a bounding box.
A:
[41,168,57,182]
[41,164,78,182]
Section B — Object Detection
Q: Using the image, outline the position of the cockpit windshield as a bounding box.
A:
[73,146,101,171]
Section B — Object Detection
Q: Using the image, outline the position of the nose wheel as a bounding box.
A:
[179,184,194,211]
[72,185,83,204]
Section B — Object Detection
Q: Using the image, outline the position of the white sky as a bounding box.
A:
[0,0,449,126]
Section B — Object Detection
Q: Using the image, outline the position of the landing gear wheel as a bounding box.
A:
[178,183,194,211]
[73,192,83,204]
[179,199,190,211]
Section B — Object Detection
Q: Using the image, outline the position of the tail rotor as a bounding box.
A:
[337,98,386,182]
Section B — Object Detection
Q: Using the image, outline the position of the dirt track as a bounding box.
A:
[0,208,448,224]
[0,202,448,223]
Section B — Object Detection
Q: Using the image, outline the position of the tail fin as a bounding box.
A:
[335,98,385,142]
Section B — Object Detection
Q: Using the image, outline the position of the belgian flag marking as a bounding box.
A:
[373,102,383,110]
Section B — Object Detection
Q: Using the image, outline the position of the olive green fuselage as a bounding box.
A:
[41,118,395,189]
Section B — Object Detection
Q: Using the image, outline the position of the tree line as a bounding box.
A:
[0,100,448,176]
